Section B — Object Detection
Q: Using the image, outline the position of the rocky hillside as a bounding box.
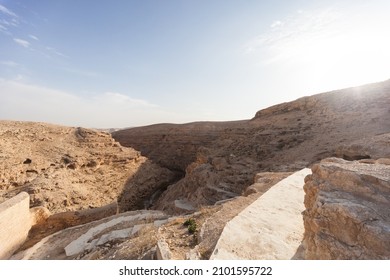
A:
[113,80,390,213]
[0,121,178,214]
[1,79,389,260]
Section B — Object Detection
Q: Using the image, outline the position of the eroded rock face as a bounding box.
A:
[151,147,259,213]
[0,121,173,214]
[113,80,390,213]
[2,80,390,260]
[117,161,180,212]
[303,158,390,259]
[112,121,247,172]
[336,133,390,160]
[12,210,168,260]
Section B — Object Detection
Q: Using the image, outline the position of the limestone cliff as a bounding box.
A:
[0,121,176,214]
[113,80,390,213]
[303,158,390,259]
[336,133,390,160]
[1,79,390,260]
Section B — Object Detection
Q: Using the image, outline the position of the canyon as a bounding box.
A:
[0,80,389,259]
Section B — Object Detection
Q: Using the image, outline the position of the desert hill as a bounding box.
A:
[0,79,389,260]
[0,122,177,214]
[112,80,390,213]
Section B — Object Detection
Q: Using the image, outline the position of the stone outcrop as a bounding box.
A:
[0,192,31,259]
[156,239,172,260]
[20,202,118,251]
[0,121,175,214]
[117,161,180,213]
[113,80,390,214]
[29,206,51,227]
[112,122,244,172]
[211,168,311,260]
[64,210,166,257]
[13,210,169,260]
[2,80,390,260]
[303,158,390,259]
[336,133,390,160]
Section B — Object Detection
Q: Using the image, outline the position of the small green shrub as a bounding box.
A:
[183,218,197,234]
[188,223,197,234]
[183,218,195,227]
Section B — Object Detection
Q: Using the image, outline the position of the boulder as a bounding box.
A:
[303,158,390,259]
[156,239,172,260]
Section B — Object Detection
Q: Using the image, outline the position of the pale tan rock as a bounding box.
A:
[113,80,390,214]
[243,172,292,196]
[303,158,390,259]
[210,168,311,260]
[0,121,172,215]
[14,210,167,260]
[336,133,390,160]
[20,202,118,252]
[30,206,51,226]
[117,161,178,212]
[186,249,201,260]
[0,192,31,259]
[2,79,390,260]
[156,239,172,260]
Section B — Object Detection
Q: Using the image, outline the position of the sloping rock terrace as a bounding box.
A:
[113,80,390,213]
[303,158,390,259]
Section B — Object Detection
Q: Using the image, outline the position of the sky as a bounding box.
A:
[1,0,390,128]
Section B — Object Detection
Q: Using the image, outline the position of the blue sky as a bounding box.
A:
[1,0,390,128]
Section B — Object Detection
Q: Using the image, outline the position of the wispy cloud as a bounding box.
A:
[1,4,68,63]
[13,38,30,48]
[0,4,18,34]
[270,20,283,28]
[0,4,17,18]
[1,19,14,27]
[243,3,390,94]
[29,34,39,41]
[243,7,352,66]
[0,79,174,128]
[245,4,390,68]
[98,92,158,108]
[0,4,19,30]
[46,46,68,58]
[0,60,19,67]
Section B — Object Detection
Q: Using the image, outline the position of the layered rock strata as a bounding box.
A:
[0,121,177,214]
[303,158,390,259]
[113,80,390,213]
[211,168,311,260]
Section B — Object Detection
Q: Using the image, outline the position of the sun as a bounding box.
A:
[260,6,390,93]
[320,29,390,87]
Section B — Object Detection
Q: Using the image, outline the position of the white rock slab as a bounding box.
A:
[210,168,311,260]
[65,212,160,256]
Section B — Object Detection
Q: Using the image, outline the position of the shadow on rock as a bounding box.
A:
[117,159,184,213]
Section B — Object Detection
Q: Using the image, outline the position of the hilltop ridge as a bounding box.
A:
[113,79,390,213]
[1,79,389,259]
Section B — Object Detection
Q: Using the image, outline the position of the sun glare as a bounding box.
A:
[295,23,390,92]
[317,17,389,89]
[258,6,390,93]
